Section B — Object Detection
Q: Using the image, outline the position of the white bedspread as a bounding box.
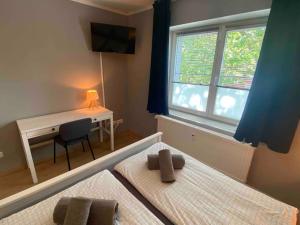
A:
[114,142,298,225]
[0,170,163,225]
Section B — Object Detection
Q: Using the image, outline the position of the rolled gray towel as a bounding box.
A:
[88,199,119,225]
[158,149,176,183]
[63,197,92,225]
[53,197,119,225]
[148,153,185,170]
[53,197,69,224]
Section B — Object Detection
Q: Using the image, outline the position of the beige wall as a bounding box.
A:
[127,10,157,137]
[0,0,129,171]
[248,123,300,209]
[171,0,272,26]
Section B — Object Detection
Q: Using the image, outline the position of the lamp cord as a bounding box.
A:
[100,53,109,129]
[100,53,106,108]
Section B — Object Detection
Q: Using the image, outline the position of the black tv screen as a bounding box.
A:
[91,23,136,54]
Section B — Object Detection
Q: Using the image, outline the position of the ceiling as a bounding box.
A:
[71,0,154,15]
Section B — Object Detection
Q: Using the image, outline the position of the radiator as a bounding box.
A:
[156,115,255,183]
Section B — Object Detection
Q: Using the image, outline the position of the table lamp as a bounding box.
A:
[87,89,99,109]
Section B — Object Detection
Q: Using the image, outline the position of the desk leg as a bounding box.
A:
[21,134,38,184]
[98,121,103,142]
[110,117,114,151]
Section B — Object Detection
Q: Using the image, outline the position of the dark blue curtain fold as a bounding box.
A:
[234,0,300,153]
[147,0,171,115]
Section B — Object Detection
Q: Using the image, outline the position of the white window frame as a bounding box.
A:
[168,14,269,125]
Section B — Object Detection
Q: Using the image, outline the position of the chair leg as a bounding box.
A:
[87,137,95,160]
[65,145,71,171]
[54,140,56,164]
[81,141,86,152]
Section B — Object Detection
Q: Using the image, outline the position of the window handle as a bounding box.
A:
[213,76,219,86]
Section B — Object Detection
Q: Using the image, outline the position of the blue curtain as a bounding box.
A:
[147,0,171,115]
[234,0,300,153]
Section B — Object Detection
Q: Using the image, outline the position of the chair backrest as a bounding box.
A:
[59,118,92,141]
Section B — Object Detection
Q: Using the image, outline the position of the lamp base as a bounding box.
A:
[89,100,99,109]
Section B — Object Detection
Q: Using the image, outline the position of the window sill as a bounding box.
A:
[169,109,237,136]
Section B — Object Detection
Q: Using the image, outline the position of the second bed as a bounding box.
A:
[114,142,298,225]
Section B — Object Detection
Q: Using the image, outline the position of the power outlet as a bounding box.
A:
[114,119,124,125]
[0,152,4,158]
[103,119,124,132]
[113,119,123,131]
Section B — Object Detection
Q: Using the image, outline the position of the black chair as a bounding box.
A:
[54,118,95,170]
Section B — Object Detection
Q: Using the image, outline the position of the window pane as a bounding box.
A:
[172,83,209,112]
[174,32,218,85]
[213,87,249,120]
[219,26,265,89]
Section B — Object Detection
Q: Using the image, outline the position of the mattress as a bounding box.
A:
[0,170,163,225]
[114,142,298,225]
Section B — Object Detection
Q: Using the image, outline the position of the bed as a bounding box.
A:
[0,133,162,220]
[114,142,298,225]
[0,170,163,225]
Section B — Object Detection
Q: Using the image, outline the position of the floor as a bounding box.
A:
[0,130,141,200]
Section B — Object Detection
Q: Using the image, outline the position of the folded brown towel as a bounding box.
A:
[158,149,176,183]
[63,197,92,225]
[148,153,185,170]
[53,197,119,225]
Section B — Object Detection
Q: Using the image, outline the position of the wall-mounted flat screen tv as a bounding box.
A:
[91,23,136,54]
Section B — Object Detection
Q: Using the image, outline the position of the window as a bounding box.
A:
[169,20,266,124]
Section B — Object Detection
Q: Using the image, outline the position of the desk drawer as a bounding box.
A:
[27,126,59,139]
[92,115,111,123]
[92,117,99,123]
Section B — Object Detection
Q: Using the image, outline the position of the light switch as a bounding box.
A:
[0,152,3,158]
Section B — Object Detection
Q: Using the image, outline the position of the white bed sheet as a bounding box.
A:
[114,142,298,225]
[0,170,163,225]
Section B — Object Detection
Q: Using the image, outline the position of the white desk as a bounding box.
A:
[16,107,114,184]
